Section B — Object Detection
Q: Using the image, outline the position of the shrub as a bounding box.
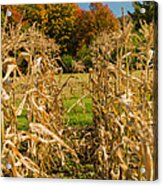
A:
[62,54,74,73]
[77,45,92,71]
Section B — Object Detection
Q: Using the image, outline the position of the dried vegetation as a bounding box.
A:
[1,15,156,180]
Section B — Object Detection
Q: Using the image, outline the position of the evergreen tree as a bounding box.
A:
[128,1,157,30]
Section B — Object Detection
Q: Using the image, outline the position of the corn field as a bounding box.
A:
[1,13,157,180]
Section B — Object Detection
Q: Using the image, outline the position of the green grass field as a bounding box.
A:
[64,97,92,126]
[17,97,93,130]
[17,73,91,130]
[16,71,149,130]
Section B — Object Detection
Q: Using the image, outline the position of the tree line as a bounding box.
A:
[1,2,156,72]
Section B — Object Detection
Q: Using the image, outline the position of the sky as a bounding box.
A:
[78,1,135,17]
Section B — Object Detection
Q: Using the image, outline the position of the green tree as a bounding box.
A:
[128,1,157,30]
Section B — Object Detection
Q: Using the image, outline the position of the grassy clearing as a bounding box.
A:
[56,73,89,96]
[16,71,146,130]
[17,97,93,129]
[64,97,92,126]
[16,73,91,129]
[17,109,29,130]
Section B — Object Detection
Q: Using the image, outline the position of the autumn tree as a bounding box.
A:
[1,3,119,58]
[36,4,79,54]
[1,4,79,54]
[69,9,96,54]
[70,3,119,55]
[90,3,119,32]
[1,5,29,27]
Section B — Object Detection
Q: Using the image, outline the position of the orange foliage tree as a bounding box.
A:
[1,3,119,55]
[70,3,119,55]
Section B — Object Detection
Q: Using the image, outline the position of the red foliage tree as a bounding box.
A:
[71,3,119,54]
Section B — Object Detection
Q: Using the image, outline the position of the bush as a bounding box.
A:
[77,45,92,71]
[62,54,74,73]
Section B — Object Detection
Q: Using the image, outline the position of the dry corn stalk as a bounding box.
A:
[90,19,155,180]
[1,11,156,180]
